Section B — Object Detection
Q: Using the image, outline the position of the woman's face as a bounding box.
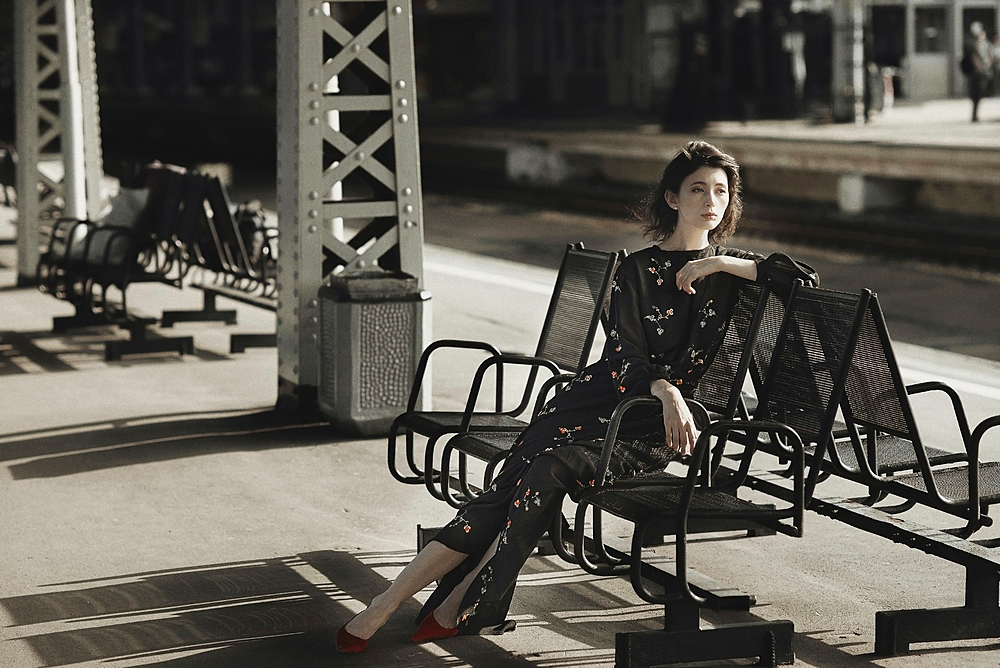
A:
[665,166,731,236]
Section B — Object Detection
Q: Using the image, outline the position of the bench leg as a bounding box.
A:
[230,333,277,353]
[161,291,238,327]
[616,610,794,667]
[53,308,108,332]
[105,322,194,361]
[874,565,1000,656]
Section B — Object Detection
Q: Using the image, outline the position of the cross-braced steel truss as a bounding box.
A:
[276,0,426,404]
[14,0,104,286]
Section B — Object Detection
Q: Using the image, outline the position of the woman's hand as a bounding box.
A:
[676,255,758,294]
[650,379,698,456]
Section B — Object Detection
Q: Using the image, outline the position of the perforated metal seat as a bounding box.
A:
[835,293,1000,535]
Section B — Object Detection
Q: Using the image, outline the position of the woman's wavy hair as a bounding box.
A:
[639,140,744,244]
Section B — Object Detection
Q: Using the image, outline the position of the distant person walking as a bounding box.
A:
[962,22,993,122]
[992,33,1000,93]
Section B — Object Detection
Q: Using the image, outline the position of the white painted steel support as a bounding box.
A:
[14,0,104,286]
[58,0,87,219]
[275,0,427,411]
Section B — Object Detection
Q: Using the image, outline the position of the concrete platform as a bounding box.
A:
[2,236,1000,668]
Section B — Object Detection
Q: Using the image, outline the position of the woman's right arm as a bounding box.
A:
[606,257,699,455]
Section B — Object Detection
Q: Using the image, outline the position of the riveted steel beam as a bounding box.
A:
[14,0,104,286]
[275,0,426,411]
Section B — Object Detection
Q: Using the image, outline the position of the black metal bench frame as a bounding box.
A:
[159,174,278,353]
[37,163,200,360]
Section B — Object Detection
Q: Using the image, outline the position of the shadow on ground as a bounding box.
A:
[0,550,541,667]
[1,409,335,480]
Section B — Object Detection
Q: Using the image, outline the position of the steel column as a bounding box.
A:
[275,0,427,410]
[14,0,104,286]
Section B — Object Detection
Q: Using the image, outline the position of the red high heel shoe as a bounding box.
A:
[411,611,459,643]
[335,618,370,653]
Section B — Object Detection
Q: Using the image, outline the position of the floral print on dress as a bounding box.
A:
[445,508,473,534]
[699,299,716,329]
[647,257,673,286]
[644,305,676,335]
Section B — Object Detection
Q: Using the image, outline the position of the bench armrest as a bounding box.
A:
[459,354,561,431]
[404,339,503,411]
[906,381,974,447]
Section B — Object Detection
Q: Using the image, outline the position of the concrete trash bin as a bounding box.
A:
[318,270,431,437]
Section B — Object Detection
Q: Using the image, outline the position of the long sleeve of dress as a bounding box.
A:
[604,254,672,399]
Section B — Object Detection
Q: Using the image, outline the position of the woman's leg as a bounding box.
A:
[433,535,501,628]
[455,449,595,631]
[345,541,467,639]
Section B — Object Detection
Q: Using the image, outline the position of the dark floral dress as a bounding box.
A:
[418,245,764,633]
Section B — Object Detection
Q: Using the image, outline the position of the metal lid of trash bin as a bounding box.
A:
[320,269,425,302]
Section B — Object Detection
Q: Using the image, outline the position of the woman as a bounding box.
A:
[337,140,766,652]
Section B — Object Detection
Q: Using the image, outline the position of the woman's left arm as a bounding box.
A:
[675,254,758,295]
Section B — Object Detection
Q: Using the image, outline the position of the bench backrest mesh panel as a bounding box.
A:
[761,287,858,447]
[536,248,618,373]
[750,289,787,394]
[842,303,914,439]
[691,279,762,414]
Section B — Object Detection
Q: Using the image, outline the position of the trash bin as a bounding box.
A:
[318,269,431,437]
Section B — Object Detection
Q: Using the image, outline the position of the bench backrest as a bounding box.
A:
[534,244,620,374]
[756,284,870,495]
[690,278,764,416]
[838,294,940,486]
[204,176,258,279]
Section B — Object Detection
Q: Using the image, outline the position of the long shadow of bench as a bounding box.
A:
[2,551,635,668]
[2,409,333,480]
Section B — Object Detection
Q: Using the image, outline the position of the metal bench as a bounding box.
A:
[160,174,279,353]
[387,243,620,505]
[36,162,198,360]
[566,283,869,666]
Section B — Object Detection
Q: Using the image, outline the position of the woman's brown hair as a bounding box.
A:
[640,140,744,244]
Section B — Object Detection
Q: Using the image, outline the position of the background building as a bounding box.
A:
[0,0,996,170]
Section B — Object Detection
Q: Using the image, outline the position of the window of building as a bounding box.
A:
[915,6,947,53]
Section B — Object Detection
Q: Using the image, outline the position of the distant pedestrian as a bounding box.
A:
[992,33,1000,94]
[961,22,992,121]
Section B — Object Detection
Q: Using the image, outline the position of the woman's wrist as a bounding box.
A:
[720,255,758,281]
[650,378,680,401]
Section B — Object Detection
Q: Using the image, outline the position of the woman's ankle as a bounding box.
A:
[432,601,460,629]
[346,593,392,639]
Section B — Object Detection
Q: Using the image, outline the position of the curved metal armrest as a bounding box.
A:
[906,380,973,445]
[594,396,662,487]
[459,354,560,431]
[970,415,1000,462]
[404,338,503,411]
[592,395,714,487]
[671,419,804,607]
[688,419,804,496]
[50,219,97,262]
[532,373,576,419]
